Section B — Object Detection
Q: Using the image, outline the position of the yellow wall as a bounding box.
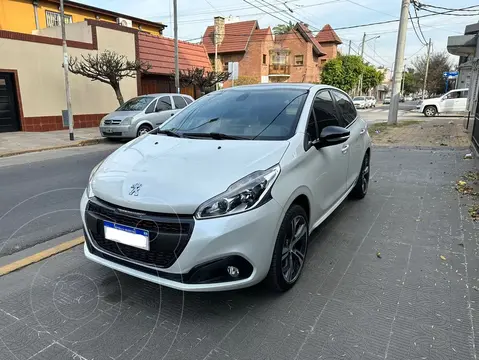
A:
[0,24,138,117]
[0,0,162,34]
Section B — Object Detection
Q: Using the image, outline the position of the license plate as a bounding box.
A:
[105,128,113,133]
[103,221,149,250]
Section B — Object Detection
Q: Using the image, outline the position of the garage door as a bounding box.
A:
[0,73,20,132]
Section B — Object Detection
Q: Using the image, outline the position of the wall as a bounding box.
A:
[33,21,92,43]
[0,0,161,35]
[320,43,337,60]
[0,22,137,131]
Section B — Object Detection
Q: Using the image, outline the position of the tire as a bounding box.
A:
[423,106,437,117]
[350,152,370,199]
[266,205,308,292]
[137,124,152,137]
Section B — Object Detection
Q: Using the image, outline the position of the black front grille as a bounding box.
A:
[102,131,122,136]
[104,119,122,125]
[85,197,194,269]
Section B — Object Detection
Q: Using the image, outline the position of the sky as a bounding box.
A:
[80,0,478,70]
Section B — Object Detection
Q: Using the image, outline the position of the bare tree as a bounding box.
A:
[412,51,451,96]
[68,50,151,105]
[175,68,230,95]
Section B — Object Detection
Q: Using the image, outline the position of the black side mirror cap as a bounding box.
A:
[312,126,350,149]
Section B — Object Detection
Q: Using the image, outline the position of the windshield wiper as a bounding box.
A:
[156,129,182,138]
[183,132,248,140]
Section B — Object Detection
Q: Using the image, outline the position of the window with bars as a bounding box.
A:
[45,10,73,28]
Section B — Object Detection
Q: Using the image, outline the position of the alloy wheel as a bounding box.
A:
[281,215,307,284]
[361,154,370,194]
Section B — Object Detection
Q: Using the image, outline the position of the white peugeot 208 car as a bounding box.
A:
[81,84,372,292]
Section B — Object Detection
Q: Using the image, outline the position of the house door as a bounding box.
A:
[0,73,20,132]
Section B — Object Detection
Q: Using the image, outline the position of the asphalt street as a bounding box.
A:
[0,143,119,257]
[0,148,477,360]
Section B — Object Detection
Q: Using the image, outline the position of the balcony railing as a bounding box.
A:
[269,64,290,75]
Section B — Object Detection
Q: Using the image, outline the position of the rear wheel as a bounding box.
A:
[266,205,308,292]
[350,152,370,199]
[137,124,152,137]
[423,106,437,117]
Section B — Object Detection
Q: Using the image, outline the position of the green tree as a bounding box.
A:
[272,21,295,35]
[402,69,420,94]
[321,55,364,93]
[412,51,452,96]
[362,65,385,93]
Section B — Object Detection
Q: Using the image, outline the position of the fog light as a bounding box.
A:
[227,266,240,278]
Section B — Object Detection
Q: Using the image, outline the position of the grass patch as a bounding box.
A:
[368,120,422,136]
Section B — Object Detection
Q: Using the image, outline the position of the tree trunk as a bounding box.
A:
[111,83,124,106]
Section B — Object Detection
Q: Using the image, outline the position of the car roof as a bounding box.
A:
[138,93,192,98]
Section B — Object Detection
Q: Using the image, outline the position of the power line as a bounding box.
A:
[413,5,428,45]
[408,7,427,46]
[413,2,479,12]
[203,0,224,16]
[406,43,427,59]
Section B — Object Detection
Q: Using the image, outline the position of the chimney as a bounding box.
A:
[214,16,225,45]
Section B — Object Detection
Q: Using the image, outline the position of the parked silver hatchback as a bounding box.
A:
[99,93,194,139]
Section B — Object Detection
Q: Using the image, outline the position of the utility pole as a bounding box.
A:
[401,63,406,95]
[422,38,432,101]
[388,0,410,125]
[359,32,366,96]
[60,0,74,140]
[348,40,351,55]
[173,0,179,94]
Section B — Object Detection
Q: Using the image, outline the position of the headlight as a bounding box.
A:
[195,164,281,219]
[121,117,133,125]
[87,161,103,198]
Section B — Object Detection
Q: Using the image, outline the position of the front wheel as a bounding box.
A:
[423,106,437,117]
[266,205,308,292]
[350,152,370,199]
[136,124,152,137]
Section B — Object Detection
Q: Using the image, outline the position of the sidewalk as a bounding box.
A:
[0,128,104,157]
[369,115,471,148]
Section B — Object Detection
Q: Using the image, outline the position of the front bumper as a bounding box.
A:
[80,191,284,291]
[354,103,365,109]
[99,124,136,138]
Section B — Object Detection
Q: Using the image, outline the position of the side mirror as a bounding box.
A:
[311,126,350,149]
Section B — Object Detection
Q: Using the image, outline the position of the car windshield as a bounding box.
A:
[160,88,308,140]
[353,97,365,101]
[116,96,155,111]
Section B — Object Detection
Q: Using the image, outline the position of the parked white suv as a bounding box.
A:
[417,88,468,117]
[82,84,372,292]
[366,96,376,108]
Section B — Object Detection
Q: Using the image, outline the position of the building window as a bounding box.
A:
[294,55,304,66]
[45,10,72,27]
[223,62,229,71]
[263,54,266,64]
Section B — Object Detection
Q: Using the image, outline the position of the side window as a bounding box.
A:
[145,99,157,114]
[173,95,187,109]
[156,96,172,112]
[305,113,318,142]
[331,90,357,126]
[460,90,469,98]
[445,91,459,99]
[312,90,340,134]
[184,96,193,105]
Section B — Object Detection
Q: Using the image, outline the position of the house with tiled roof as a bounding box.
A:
[202,17,342,85]
[315,24,342,63]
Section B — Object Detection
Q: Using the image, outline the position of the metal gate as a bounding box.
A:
[0,73,20,132]
[473,100,479,152]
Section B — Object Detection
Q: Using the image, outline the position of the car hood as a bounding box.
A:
[353,100,365,103]
[103,111,141,121]
[421,97,441,105]
[90,135,290,214]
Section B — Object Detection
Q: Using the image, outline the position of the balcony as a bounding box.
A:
[269,64,290,76]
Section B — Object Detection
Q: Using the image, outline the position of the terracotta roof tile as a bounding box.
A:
[316,24,342,44]
[295,23,326,56]
[202,20,258,54]
[138,33,212,75]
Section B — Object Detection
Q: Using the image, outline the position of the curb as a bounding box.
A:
[0,237,84,276]
[0,138,106,158]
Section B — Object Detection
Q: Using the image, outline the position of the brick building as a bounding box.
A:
[201,17,342,84]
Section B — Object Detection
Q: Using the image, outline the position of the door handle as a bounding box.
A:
[341,144,349,153]
[360,128,366,135]
[170,113,174,116]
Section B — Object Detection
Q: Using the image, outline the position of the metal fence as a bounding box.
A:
[45,11,72,28]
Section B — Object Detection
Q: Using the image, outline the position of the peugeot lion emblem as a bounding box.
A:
[129,183,142,196]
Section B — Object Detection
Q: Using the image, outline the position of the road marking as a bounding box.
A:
[0,236,84,276]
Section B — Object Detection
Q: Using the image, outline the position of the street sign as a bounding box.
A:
[443,71,458,77]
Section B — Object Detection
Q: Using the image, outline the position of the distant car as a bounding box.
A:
[352,96,367,109]
[405,96,413,102]
[383,97,391,104]
[99,93,195,139]
[417,88,468,117]
[366,96,376,108]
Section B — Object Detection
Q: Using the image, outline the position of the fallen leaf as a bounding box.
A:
[458,243,464,248]
[440,255,446,261]
[464,153,473,159]
[376,252,381,259]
